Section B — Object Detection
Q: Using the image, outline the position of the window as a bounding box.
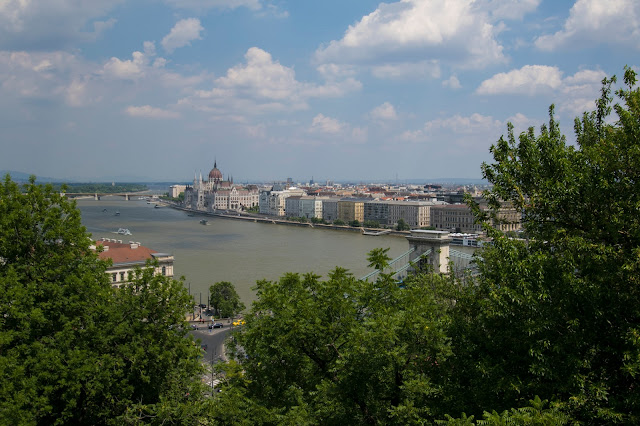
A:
[162,266,166,276]
[112,273,117,282]
[120,271,125,282]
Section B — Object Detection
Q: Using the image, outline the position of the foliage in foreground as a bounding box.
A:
[445,67,640,423]
[0,176,205,424]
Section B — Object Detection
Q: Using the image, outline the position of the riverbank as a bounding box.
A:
[164,201,411,238]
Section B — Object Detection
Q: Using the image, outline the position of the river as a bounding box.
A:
[76,197,409,305]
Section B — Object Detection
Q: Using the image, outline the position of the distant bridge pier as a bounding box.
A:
[125,194,130,201]
[406,230,451,274]
[94,193,100,201]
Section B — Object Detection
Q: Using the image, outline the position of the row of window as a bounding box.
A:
[110,266,167,283]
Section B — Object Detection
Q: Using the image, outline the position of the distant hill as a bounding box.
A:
[0,170,64,183]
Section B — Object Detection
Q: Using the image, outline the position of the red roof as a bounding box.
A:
[96,240,157,265]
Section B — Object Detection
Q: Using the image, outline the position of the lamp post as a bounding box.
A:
[189,282,193,320]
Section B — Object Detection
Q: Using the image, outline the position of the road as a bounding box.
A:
[189,325,232,362]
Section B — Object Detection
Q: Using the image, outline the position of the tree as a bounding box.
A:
[367,247,391,270]
[218,261,455,424]
[363,220,381,228]
[0,175,204,424]
[333,219,345,226]
[396,218,410,231]
[349,219,361,227]
[209,281,245,318]
[443,68,640,423]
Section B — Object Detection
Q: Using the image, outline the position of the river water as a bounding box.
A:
[76,197,409,305]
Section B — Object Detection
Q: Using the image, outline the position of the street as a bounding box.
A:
[189,325,231,361]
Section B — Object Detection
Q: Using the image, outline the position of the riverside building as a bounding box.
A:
[93,238,174,289]
[183,161,259,212]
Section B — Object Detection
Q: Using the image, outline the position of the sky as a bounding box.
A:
[0,0,637,183]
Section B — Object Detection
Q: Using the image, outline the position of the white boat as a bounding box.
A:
[116,228,132,235]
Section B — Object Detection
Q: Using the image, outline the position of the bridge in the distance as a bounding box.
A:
[359,230,481,282]
[63,192,150,201]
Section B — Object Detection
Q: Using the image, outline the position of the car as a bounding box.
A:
[209,322,224,329]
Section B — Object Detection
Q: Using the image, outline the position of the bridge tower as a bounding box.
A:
[405,230,451,274]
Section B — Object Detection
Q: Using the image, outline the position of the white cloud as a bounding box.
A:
[535,0,640,50]
[0,50,91,102]
[477,65,606,116]
[425,113,502,134]
[315,0,506,78]
[399,129,425,142]
[178,47,361,116]
[316,63,357,79]
[103,51,148,80]
[442,74,462,89]
[310,114,346,134]
[478,0,541,20]
[125,105,180,119]
[476,65,564,95]
[0,0,124,50]
[0,42,209,109]
[164,0,262,11]
[162,18,204,54]
[370,102,398,120]
[371,60,441,79]
[398,112,511,150]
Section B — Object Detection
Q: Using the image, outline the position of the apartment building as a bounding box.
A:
[337,199,365,223]
[285,196,323,219]
[430,203,521,233]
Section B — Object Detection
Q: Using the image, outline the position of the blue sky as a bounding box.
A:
[0,0,637,183]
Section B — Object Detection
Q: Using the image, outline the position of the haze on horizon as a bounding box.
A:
[0,1,637,183]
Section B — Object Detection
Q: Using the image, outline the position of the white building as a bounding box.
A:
[259,187,307,216]
[285,196,323,219]
[94,238,174,289]
[169,184,187,198]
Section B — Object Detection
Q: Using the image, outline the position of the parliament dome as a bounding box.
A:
[208,161,223,181]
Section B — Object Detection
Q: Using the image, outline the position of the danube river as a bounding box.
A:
[76,197,408,305]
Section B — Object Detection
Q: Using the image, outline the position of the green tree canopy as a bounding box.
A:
[209,281,245,318]
[0,175,205,424]
[215,266,455,424]
[396,218,410,231]
[444,67,640,423]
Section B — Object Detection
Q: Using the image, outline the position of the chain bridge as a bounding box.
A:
[359,230,480,282]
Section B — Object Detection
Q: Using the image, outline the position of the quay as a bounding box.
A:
[165,201,411,237]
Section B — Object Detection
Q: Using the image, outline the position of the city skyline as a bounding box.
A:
[1,1,636,182]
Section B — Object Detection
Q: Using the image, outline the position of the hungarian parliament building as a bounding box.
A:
[183,161,259,212]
